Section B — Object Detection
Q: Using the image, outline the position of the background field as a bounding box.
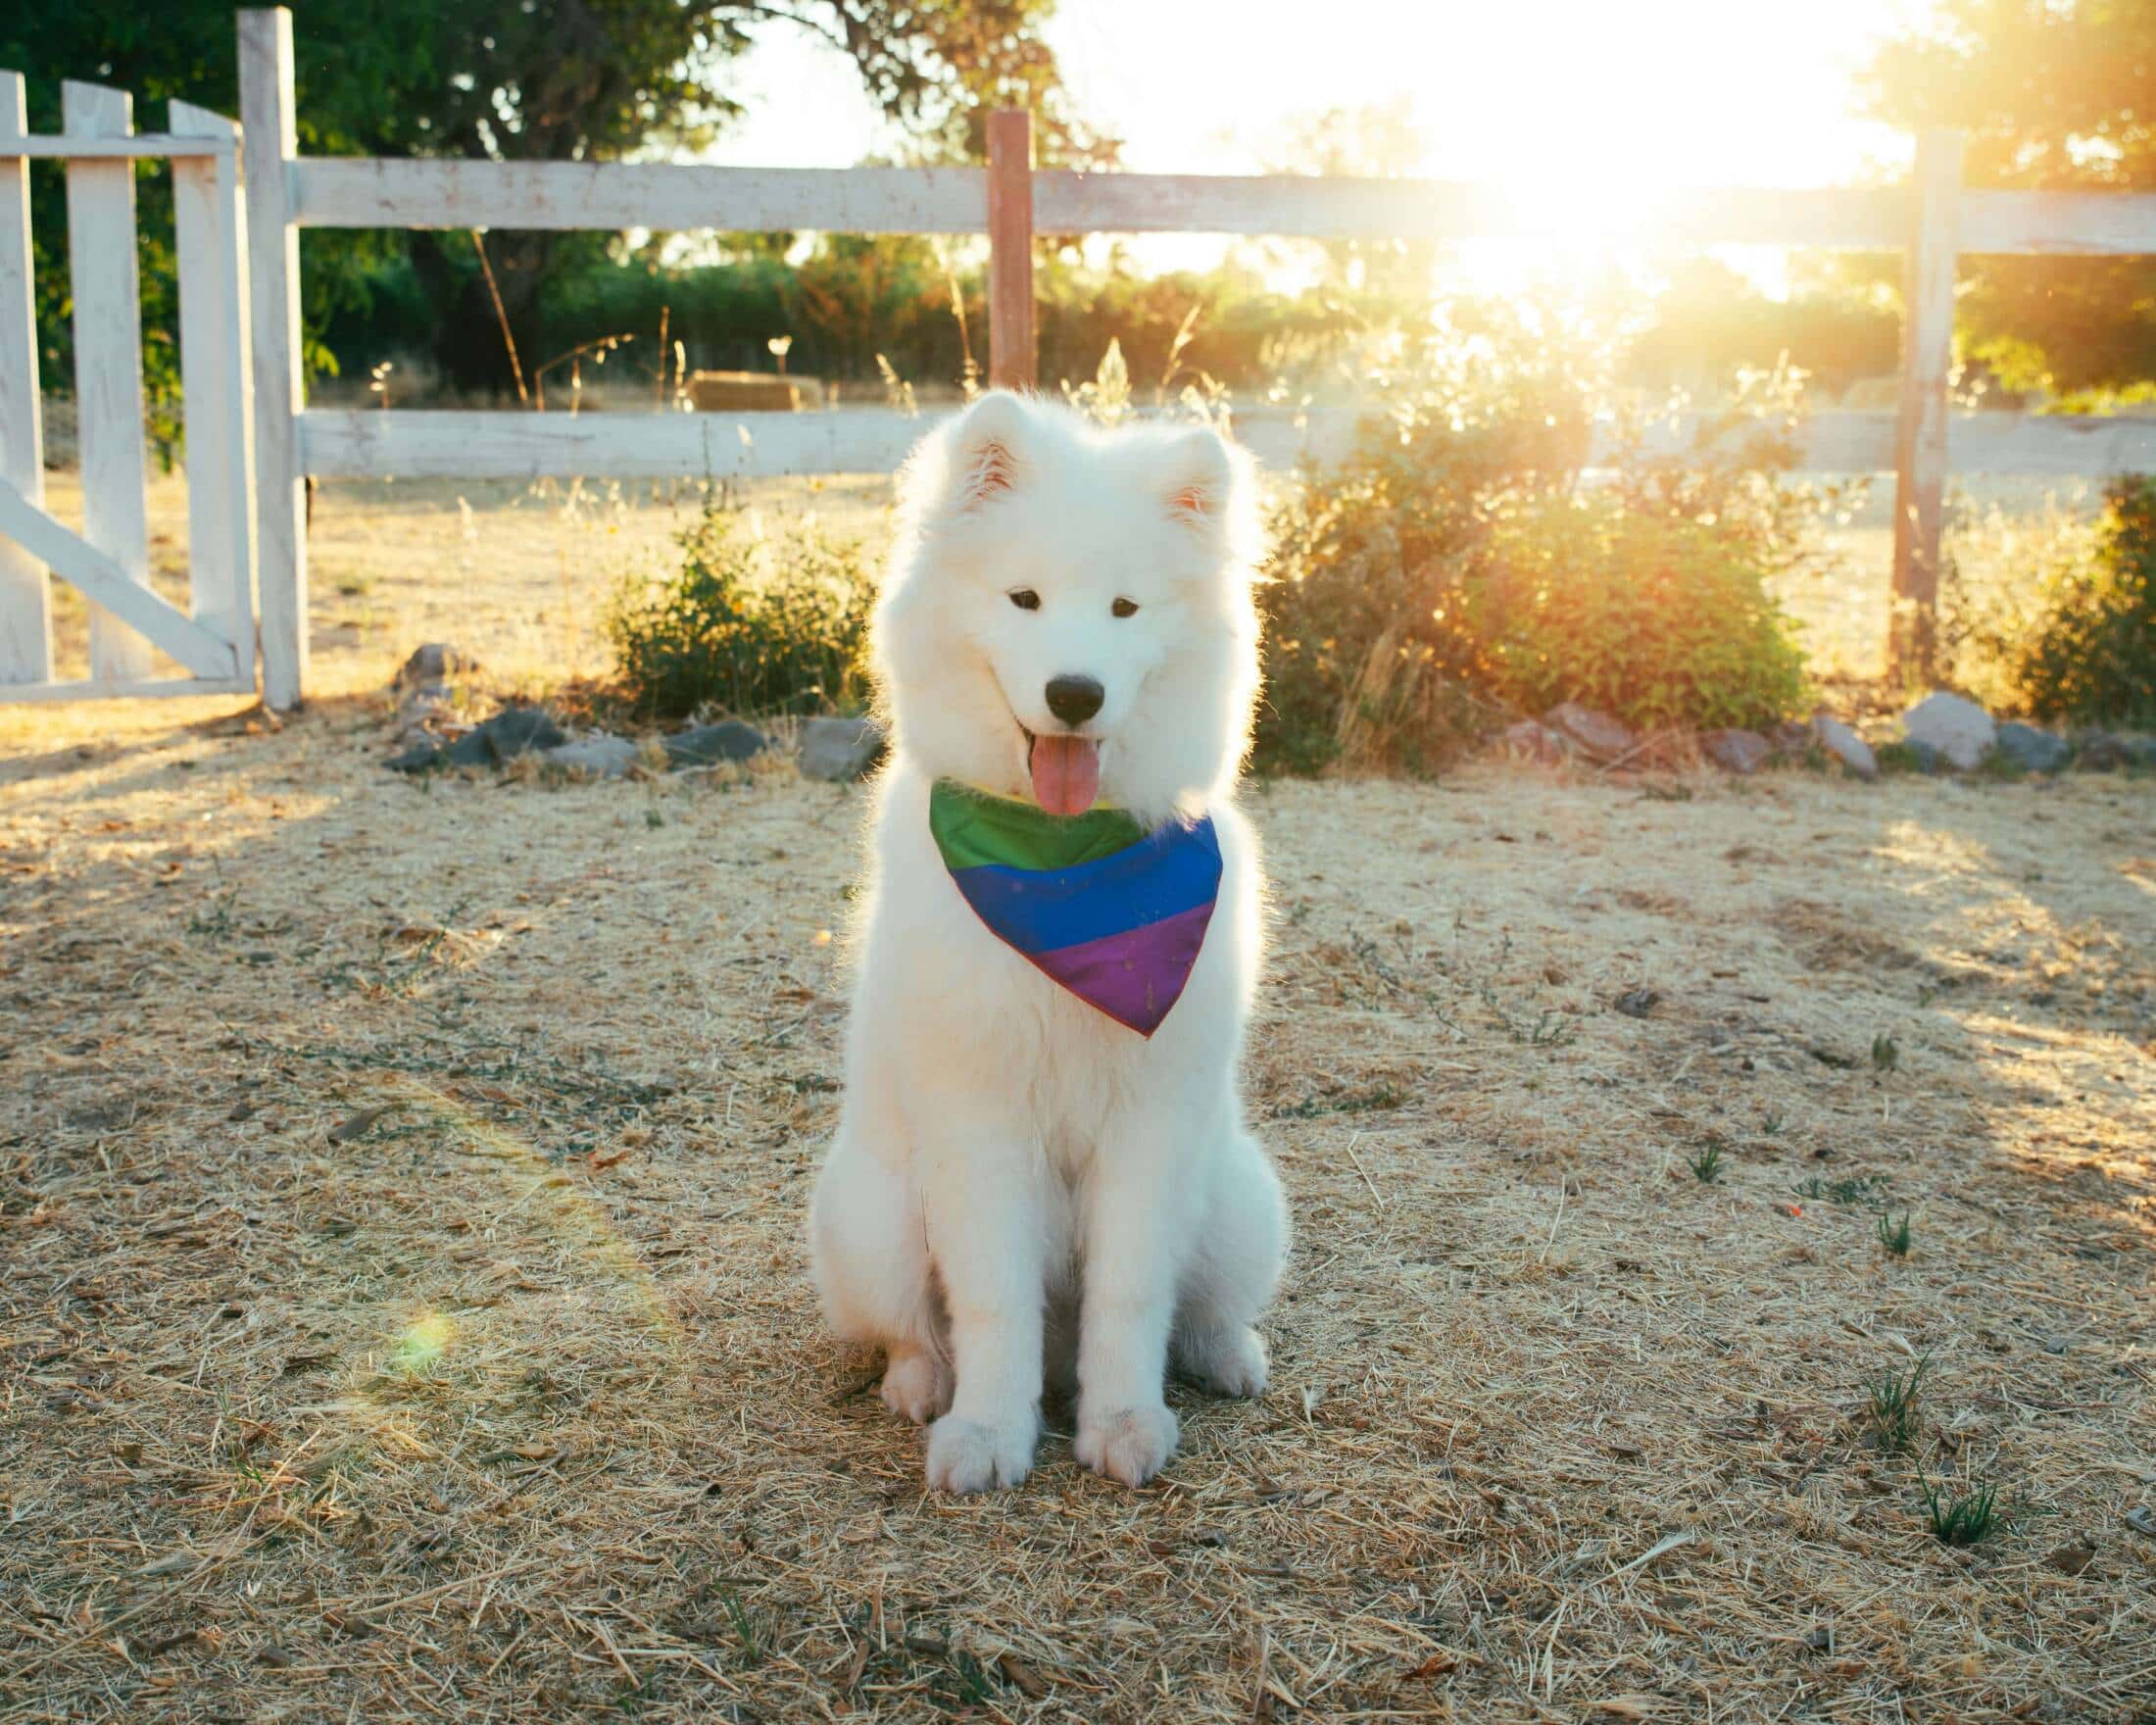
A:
[3,485,2152,1722]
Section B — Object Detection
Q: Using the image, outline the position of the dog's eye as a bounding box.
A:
[1008,589,1041,612]
[1111,597,1139,618]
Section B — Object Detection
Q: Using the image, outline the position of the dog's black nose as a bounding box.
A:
[1044,674,1103,727]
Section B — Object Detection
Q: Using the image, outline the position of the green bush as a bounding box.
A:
[605,504,873,722]
[2008,477,2156,727]
[1254,300,1823,774]
[1465,496,1808,732]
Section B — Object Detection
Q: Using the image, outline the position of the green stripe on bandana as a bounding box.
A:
[928,780,1147,871]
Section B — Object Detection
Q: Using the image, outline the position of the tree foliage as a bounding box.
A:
[4,0,1099,402]
[1864,0,2156,398]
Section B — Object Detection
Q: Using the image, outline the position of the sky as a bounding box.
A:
[702,0,1932,184]
[691,0,1937,289]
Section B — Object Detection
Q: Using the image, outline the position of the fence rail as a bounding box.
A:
[8,5,2156,709]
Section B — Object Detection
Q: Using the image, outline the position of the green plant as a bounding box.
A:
[1871,1033,1899,1073]
[606,502,872,722]
[2007,477,2156,726]
[1688,1143,1725,1184]
[1253,295,1824,774]
[1921,1475,2001,1546]
[1878,1210,1913,1257]
[1796,1173,1889,1207]
[1866,1354,1929,1454]
[1463,494,1808,732]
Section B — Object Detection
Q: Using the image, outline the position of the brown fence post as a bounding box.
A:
[986,110,1036,391]
[1889,129,1964,688]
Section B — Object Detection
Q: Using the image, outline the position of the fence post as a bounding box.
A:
[986,110,1036,391]
[64,80,155,685]
[1890,129,1964,688]
[241,8,307,710]
[0,72,50,685]
[171,100,257,687]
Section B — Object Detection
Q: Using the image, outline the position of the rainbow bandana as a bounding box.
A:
[929,780,1221,1037]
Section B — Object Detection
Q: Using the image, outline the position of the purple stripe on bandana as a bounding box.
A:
[1024,901,1215,1037]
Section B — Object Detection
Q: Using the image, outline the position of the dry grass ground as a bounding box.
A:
[3,479,2153,1723]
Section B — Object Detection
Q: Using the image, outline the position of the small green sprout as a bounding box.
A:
[1922,1476,2001,1546]
[1878,1210,1913,1257]
[1871,1032,1899,1072]
[1866,1355,1929,1454]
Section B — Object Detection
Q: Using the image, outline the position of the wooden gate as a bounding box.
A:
[0,74,257,702]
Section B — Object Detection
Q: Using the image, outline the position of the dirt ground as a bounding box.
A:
[3,475,2154,1722]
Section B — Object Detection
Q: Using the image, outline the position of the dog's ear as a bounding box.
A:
[1158,426,1235,530]
[945,391,1032,513]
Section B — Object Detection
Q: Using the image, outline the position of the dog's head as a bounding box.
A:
[874,392,1261,824]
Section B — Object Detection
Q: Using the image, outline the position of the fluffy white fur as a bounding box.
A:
[808,391,1289,1494]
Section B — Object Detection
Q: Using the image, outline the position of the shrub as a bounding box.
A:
[2007,477,2156,727]
[1463,496,1808,733]
[1254,299,1824,773]
[605,503,873,721]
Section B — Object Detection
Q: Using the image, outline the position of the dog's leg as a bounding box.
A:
[809,1127,950,1422]
[1071,1109,1206,1488]
[1172,1129,1286,1399]
[917,1117,1046,1495]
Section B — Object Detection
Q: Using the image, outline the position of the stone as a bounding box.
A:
[1903,691,1996,770]
[2073,730,2130,770]
[1993,720,2071,775]
[395,643,475,689]
[1810,714,1878,781]
[1544,702,1634,762]
[1699,728,1771,774]
[386,742,442,773]
[798,715,886,782]
[441,706,567,767]
[1500,719,1573,764]
[663,719,767,767]
[545,734,642,779]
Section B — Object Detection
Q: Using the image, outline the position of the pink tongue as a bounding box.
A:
[1029,734,1101,816]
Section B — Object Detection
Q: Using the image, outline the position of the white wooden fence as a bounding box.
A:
[7,5,2156,708]
[0,74,256,702]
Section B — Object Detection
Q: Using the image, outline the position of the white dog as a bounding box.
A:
[808,391,1288,1494]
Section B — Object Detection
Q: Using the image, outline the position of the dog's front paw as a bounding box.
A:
[880,1350,953,1424]
[1075,1403,1179,1488]
[925,1413,1037,1495]
[1178,1324,1269,1399]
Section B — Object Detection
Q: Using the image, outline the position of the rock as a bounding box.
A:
[1500,719,1574,765]
[1544,702,1634,762]
[441,706,567,767]
[1993,720,2071,775]
[663,719,767,768]
[545,734,642,779]
[2073,730,2130,770]
[1699,728,1771,774]
[1903,691,1996,770]
[1810,714,1878,781]
[386,743,442,773]
[798,715,886,782]
[1766,720,1813,759]
[395,643,475,689]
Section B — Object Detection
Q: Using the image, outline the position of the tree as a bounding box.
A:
[4,0,1104,402]
[1864,0,2156,399]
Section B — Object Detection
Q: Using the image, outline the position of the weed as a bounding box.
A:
[645,808,664,830]
[1795,1173,1889,1207]
[1921,1475,2001,1546]
[1871,1032,1899,1072]
[1688,1143,1725,1184]
[1878,1210,1913,1257]
[1866,1354,1929,1454]
[717,1589,762,1665]
[1760,1109,1788,1137]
